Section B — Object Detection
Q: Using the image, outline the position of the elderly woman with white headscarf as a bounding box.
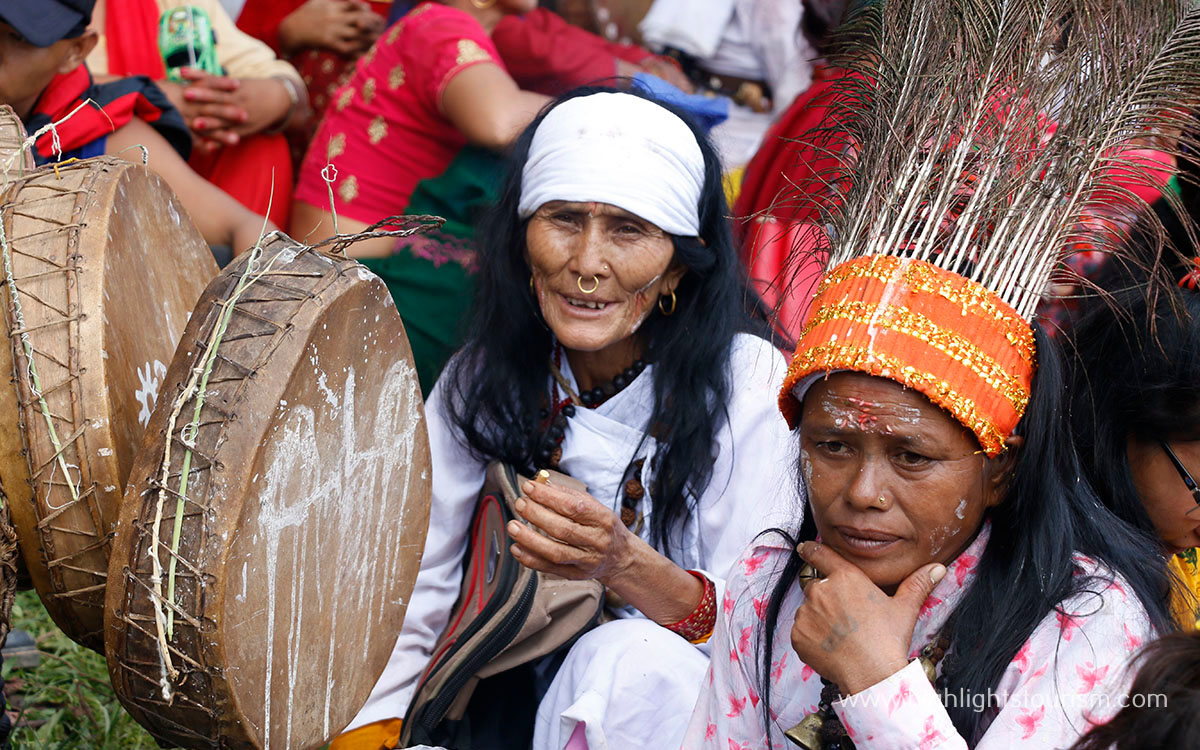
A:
[335,88,800,750]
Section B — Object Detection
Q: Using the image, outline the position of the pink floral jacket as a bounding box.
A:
[683,525,1153,749]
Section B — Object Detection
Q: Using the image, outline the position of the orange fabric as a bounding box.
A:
[327,718,404,750]
[778,256,1035,456]
[189,133,293,228]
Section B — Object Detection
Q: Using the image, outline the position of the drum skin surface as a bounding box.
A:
[0,156,216,650]
[107,235,432,749]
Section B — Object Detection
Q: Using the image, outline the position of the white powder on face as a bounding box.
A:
[929,524,959,557]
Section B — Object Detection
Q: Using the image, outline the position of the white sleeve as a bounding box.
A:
[345,374,487,729]
[836,578,1150,750]
[689,335,803,647]
[744,0,816,115]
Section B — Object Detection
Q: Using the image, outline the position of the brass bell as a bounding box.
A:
[797,563,823,592]
[921,655,938,683]
[784,711,825,749]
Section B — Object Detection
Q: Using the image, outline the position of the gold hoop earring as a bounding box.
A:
[471,0,497,8]
[577,275,599,294]
[658,289,677,316]
[529,274,535,294]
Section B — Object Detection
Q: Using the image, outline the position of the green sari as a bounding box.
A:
[361,147,505,395]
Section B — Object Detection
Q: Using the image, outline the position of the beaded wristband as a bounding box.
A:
[664,570,717,644]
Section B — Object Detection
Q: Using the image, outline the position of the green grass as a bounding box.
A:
[4,590,157,749]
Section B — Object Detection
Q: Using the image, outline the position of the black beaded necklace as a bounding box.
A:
[533,347,650,532]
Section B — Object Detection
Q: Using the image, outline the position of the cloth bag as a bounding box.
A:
[401,463,605,748]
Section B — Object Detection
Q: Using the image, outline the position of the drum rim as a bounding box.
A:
[106,236,431,747]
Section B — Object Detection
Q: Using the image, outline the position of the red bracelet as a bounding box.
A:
[664,571,717,643]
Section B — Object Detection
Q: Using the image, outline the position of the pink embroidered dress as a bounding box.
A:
[684,524,1153,749]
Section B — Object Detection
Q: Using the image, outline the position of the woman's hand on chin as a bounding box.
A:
[791,542,947,695]
[506,479,635,585]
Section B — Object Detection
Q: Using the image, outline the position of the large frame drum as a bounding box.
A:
[107,235,432,749]
[0,154,217,650]
[0,105,33,636]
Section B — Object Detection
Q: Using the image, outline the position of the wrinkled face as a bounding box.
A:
[1127,437,1200,555]
[800,372,1009,592]
[525,201,684,354]
[0,24,88,119]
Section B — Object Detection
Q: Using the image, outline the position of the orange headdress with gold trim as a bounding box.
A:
[776,0,1200,455]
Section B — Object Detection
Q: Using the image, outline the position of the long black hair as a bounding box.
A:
[758,324,1176,743]
[443,86,774,554]
[1068,283,1200,536]
[1069,632,1200,750]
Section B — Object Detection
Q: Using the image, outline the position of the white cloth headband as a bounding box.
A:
[517,92,706,237]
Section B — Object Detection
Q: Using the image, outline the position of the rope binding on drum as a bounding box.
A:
[0,101,102,517]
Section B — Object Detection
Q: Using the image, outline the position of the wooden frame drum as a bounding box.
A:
[107,235,432,749]
[0,156,216,650]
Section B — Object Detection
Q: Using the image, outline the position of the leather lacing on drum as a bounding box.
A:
[0,154,107,645]
[113,219,441,747]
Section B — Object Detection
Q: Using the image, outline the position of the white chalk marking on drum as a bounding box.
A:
[251,358,424,747]
[316,369,340,414]
[135,360,168,428]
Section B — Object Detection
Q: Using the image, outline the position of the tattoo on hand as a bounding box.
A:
[820,618,858,652]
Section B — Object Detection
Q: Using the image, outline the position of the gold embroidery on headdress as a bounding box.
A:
[389,64,406,89]
[320,58,335,74]
[785,343,1006,455]
[338,175,359,204]
[387,23,403,44]
[456,39,492,66]
[814,258,1036,363]
[368,117,388,145]
[327,132,346,160]
[797,300,1031,412]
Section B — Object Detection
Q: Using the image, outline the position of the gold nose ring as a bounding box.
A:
[577,275,600,294]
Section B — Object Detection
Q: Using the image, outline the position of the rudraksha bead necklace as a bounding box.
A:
[535,347,649,532]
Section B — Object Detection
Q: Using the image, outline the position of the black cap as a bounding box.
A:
[0,0,95,48]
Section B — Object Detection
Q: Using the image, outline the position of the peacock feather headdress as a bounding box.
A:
[779,0,1200,454]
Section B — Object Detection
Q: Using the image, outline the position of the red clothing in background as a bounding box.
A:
[236,0,391,152]
[104,0,167,79]
[293,2,503,224]
[101,0,294,227]
[734,66,844,339]
[492,9,650,95]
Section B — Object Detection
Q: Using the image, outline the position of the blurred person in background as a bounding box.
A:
[87,0,310,227]
[0,0,270,251]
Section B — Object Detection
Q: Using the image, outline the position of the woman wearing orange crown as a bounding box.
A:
[685,1,1200,748]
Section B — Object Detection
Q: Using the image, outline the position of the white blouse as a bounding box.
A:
[346,332,803,731]
[685,524,1154,749]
